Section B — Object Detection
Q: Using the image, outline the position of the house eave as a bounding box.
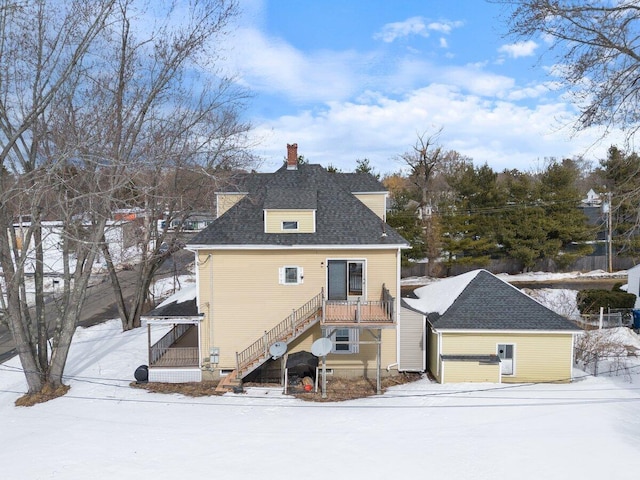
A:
[186,243,410,250]
[142,315,203,325]
[431,328,582,335]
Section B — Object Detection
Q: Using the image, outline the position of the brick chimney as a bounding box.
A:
[286,143,298,170]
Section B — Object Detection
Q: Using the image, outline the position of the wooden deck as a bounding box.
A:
[322,301,395,327]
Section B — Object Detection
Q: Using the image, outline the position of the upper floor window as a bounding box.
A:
[282,221,298,230]
[279,266,303,285]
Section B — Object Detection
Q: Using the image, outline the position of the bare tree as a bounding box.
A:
[0,0,255,400]
[495,0,640,139]
[398,129,448,273]
[85,0,255,331]
[401,129,445,213]
[0,0,117,398]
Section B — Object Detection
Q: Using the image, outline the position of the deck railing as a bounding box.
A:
[236,291,324,376]
[234,285,396,378]
[149,346,199,367]
[149,324,192,366]
[322,284,395,324]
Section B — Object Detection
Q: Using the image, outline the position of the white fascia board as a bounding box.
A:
[433,328,581,335]
[142,316,203,325]
[186,243,409,250]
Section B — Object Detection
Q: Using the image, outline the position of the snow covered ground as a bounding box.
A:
[402,268,628,286]
[2,270,640,479]
[2,323,640,478]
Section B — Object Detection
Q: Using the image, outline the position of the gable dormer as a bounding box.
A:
[263,187,317,233]
[216,192,248,217]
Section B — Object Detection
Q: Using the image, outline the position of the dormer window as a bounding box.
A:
[282,221,298,231]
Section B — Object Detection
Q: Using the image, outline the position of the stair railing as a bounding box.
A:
[236,289,324,377]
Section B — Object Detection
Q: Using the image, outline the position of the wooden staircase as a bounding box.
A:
[215,291,324,392]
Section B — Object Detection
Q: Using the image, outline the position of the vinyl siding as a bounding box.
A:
[441,359,500,383]
[354,193,387,220]
[264,209,315,233]
[399,307,425,371]
[427,325,440,381]
[216,193,246,217]
[197,248,399,373]
[440,332,575,383]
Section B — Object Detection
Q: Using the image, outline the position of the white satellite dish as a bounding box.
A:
[269,341,287,359]
[311,337,333,357]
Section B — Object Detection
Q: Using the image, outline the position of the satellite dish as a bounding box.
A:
[311,337,333,357]
[269,341,287,359]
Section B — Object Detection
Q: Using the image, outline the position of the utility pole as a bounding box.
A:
[604,192,613,273]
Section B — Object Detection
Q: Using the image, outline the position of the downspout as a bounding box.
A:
[436,329,442,379]
[208,254,214,370]
[190,250,212,371]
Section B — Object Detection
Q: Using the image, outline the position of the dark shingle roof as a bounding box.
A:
[189,164,408,247]
[404,270,581,332]
[144,298,199,317]
[264,187,317,209]
[332,172,388,192]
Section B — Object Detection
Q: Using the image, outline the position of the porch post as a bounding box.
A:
[147,323,151,366]
[263,330,268,358]
[376,329,381,395]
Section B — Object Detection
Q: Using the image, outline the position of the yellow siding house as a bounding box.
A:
[402,270,582,384]
[144,144,409,391]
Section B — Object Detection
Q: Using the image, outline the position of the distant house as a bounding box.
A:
[401,270,582,383]
[581,188,602,207]
[143,144,409,387]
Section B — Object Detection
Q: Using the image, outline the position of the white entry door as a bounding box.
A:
[497,344,514,375]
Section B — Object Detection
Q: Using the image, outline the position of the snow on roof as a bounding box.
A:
[156,283,197,309]
[403,269,482,315]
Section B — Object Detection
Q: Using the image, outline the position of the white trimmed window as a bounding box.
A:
[282,221,298,231]
[322,327,359,354]
[279,266,303,285]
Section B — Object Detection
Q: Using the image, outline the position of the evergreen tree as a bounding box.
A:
[599,146,640,255]
[439,164,501,273]
[386,190,427,265]
[498,160,593,269]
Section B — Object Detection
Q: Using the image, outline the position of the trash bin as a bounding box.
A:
[134,364,148,383]
[632,310,640,329]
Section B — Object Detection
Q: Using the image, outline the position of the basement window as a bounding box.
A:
[322,327,359,354]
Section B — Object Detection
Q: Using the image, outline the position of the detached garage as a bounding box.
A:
[401,270,582,384]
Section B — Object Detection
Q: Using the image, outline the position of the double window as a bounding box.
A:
[322,327,359,354]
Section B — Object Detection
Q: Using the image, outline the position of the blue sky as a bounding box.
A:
[224,0,622,174]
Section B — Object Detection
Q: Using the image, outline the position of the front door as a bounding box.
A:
[497,344,514,375]
[327,260,364,301]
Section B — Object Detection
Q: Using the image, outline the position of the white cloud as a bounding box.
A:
[226,5,619,176]
[228,28,361,103]
[427,20,463,34]
[249,84,622,175]
[374,17,462,43]
[499,40,539,58]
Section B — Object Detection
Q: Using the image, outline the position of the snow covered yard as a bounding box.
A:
[2,319,640,479]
